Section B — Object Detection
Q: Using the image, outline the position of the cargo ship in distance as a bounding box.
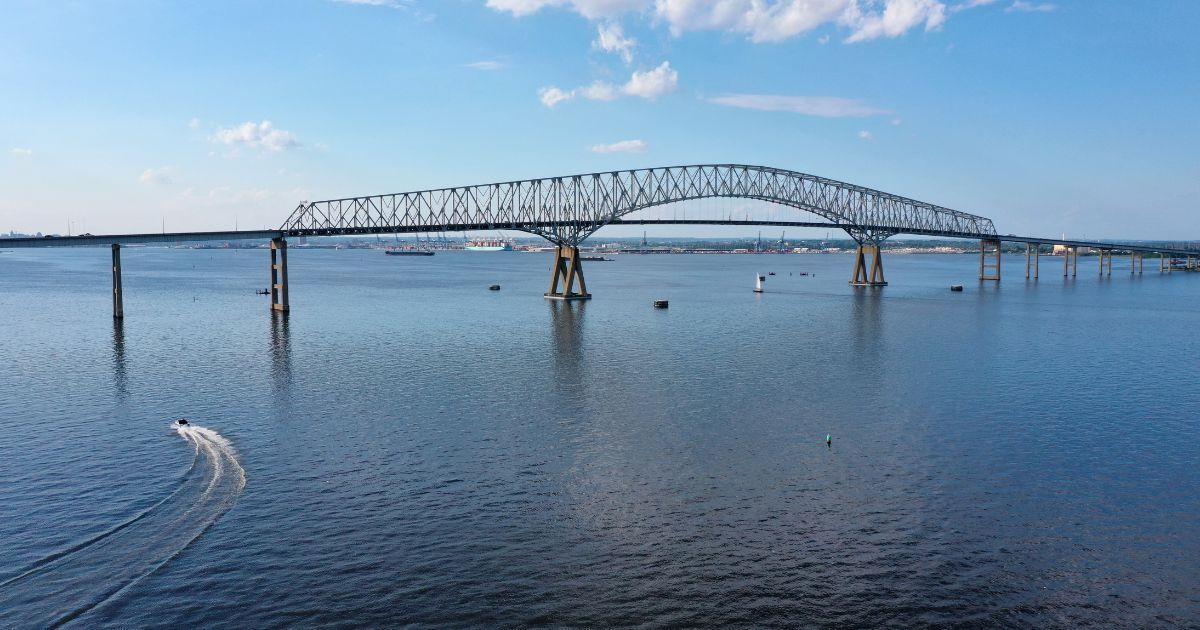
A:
[465,238,513,251]
[384,247,434,256]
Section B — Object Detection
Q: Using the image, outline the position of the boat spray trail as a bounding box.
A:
[0,423,246,628]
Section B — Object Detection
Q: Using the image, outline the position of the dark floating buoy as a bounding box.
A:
[177,418,189,426]
[488,284,501,291]
[950,284,964,292]
[653,299,669,309]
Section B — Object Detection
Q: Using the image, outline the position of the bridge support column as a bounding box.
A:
[545,245,591,300]
[111,244,124,319]
[1063,246,1078,277]
[1025,243,1040,279]
[979,239,1001,281]
[1130,252,1143,274]
[1098,249,1113,276]
[849,244,886,286]
[270,237,289,312]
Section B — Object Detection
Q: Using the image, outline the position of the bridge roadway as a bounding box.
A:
[2,163,1196,314]
[3,222,1196,256]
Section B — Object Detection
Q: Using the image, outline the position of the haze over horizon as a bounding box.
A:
[2,1,1197,239]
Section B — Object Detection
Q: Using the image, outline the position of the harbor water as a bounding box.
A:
[1,247,1197,627]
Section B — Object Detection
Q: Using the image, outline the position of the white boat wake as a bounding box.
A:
[0,422,246,628]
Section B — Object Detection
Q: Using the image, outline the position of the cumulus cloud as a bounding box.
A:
[212,120,300,152]
[590,139,647,153]
[140,167,173,185]
[709,94,889,117]
[1006,0,1055,12]
[465,60,505,70]
[857,130,873,140]
[11,147,33,157]
[841,0,947,43]
[594,22,636,63]
[187,117,201,129]
[491,0,961,44]
[540,62,678,107]
[622,61,677,98]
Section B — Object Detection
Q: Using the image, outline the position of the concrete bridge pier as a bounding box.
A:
[1025,242,1040,279]
[270,237,290,312]
[1063,246,1078,277]
[979,239,1001,281]
[1130,252,1143,274]
[1098,249,1113,276]
[111,244,124,319]
[545,245,591,300]
[849,244,886,286]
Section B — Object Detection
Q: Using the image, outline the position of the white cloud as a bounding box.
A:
[949,0,995,13]
[10,147,33,157]
[212,120,300,152]
[1006,1,1055,13]
[622,61,677,99]
[591,139,648,153]
[709,94,889,117]
[491,0,960,44]
[465,60,505,70]
[657,0,847,42]
[841,0,947,43]
[539,86,576,107]
[487,0,648,18]
[857,130,873,140]
[140,167,174,185]
[187,117,201,129]
[594,22,636,63]
[542,62,677,106]
[891,117,903,125]
[817,34,831,44]
[332,0,408,7]
[581,80,621,101]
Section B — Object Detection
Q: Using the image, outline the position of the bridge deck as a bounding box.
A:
[3,222,1191,256]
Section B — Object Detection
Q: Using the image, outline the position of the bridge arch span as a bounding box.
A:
[281,164,998,246]
[281,164,1000,296]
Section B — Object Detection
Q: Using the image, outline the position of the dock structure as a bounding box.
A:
[0,164,1196,313]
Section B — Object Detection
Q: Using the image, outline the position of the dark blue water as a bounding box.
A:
[1,247,1197,627]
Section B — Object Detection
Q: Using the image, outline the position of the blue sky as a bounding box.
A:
[1,0,1197,240]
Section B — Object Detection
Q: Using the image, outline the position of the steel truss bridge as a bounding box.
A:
[2,164,1197,313]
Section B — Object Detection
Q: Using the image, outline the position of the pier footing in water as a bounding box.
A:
[545,245,591,300]
[270,238,289,312]
[112,244,124,319]
[849,244,886,287]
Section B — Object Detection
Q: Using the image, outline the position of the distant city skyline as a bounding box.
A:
[2,1,1197,240]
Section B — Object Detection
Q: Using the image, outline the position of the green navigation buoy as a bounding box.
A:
[825,434,832,447]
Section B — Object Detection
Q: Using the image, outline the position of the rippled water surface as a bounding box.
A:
[1,247,1198,627]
